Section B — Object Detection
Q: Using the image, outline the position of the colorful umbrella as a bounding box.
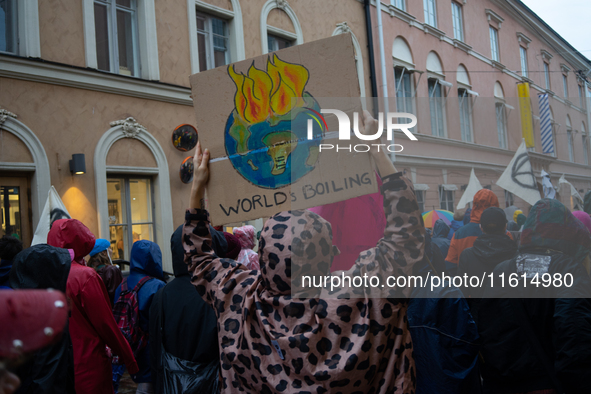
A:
[421,209,454,228]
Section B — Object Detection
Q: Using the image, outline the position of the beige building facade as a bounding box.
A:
[0,0,373,270]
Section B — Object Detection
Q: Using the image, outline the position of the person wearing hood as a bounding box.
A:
[47,219,138,394]
[431,219,451,261]
[114,240,165,392]
[458,207,518,321]
[447,209,465,241]
[446,189,512,267]
[88,238,122,306]
[0,236,22,289]
[233,225,259,270]
[8,244,76,394]
[463,207,472,225]
[478,199,591,394]
[183,111,423,393]
[149,226,220,393]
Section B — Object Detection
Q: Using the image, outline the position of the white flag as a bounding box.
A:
[31,186,71,245]
[457,168,483,210]
[496,140,541,206]
[558,174,584,210]
[540,169,556,199]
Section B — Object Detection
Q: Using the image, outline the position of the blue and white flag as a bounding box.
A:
[539,93,554,154]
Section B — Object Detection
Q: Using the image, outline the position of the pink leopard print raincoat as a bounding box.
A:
[184,173,424,393]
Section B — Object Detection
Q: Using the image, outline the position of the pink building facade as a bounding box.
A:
[371,0,591,214]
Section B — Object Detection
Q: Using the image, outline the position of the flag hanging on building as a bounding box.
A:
[456,168,483,210]
[496,140,542,206]
[31,186,71,245]
[540,169,556,199]
[538,93,554,154]
[517,82,535,148]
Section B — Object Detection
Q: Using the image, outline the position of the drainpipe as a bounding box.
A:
[374,0,394,161]
[364,0,378,114]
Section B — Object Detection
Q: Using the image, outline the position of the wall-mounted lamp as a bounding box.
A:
[69,154,86,175]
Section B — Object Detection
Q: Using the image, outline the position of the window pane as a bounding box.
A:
[116,0,131,8]
[0,0,17,53]
[129,178,152,223]
[212,17,228,67]
[459,89,471,142]
[544,63,550,89]
[198,31,207,72]
[94,3,111,71]
[107,178,127,225]
[0,186,21,240]
[132,224,153,243]
[520,47,527,77]
[277,37,291,49]
[496,103,507,149]
[117,9,135,76]
[110,225,128,260]
[429,79,444,137]
[490,27,499,61]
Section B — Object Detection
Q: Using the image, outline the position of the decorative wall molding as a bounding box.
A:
[0,55,192,105]
[109,117,147,139]
[485,8,504,28]
[94,120,174,271]
[516,32,531,48]
[0,109,17,127]
[0,114,51,230]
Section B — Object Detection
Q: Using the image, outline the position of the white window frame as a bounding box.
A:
[489,26,499,62]
[520,46,528,78]
[82,0,159,80]
[392,0,406,11]
[93,0,140,77]
[495,101,508,149]
[1,0,40,57]
[451,2,464,42]
[544,62,551,90]
[188,0,245,74]
[416,190,425,213]
[394,66,415,121]
[439,186,454,212]
[333,23,366,99]
[260,0,303,54]
[195,11,230,71]
[458,88,473,142]
[94,118,174,272]
[567,128,574,162]
[582,128,589,165]
[579,84,584,108]
[428,78,447,138]
[563,73,569,98]
[423,0,437,28]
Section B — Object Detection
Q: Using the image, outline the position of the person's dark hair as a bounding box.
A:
[480,207,507,235]
[0,235,24,261]
[87,250,110,269]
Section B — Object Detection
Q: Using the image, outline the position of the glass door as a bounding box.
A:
[0,176,31,246]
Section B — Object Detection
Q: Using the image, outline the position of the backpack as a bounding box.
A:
[112,276,151,364]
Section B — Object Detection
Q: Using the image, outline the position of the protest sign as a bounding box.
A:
[496,140,541,206]
[190,34,377,225]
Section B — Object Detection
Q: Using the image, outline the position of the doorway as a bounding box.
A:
[0,176,32,247]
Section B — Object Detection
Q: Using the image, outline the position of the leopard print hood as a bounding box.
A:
[258,210,337,297]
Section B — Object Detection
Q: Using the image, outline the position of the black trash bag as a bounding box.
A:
[159,346,220,394]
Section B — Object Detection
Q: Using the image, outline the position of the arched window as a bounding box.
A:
[426,51,447,137]
[0,109,50,245]
[392,37,415,121]
[332,23,365,98]
[582,122,589,165]
[494,81,508,149]
[456,64,474,142]
[566,115,574,162]
[260,0,303,54]
[187,0,246,74]
[94,117,173,271]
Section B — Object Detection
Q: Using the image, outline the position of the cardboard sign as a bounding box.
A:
[190,34,377,225]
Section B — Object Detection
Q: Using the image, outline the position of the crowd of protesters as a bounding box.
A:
[1,110,591,394]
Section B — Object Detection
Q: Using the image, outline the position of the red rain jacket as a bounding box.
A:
[48,219,138,394]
